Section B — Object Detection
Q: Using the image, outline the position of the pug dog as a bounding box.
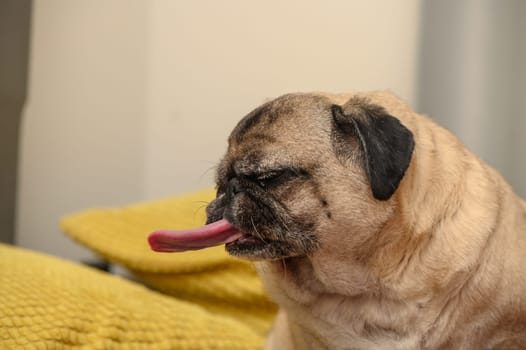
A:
[149,91,526,349]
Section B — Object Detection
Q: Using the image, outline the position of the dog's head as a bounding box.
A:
[206,93,415,260]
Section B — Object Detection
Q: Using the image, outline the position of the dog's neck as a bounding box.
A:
[258,254,384,311]
[258,255,428,349]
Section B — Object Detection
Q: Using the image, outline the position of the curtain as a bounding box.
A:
[417,0,526,197]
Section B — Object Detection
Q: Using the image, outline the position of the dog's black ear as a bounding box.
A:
[331,99,414,200]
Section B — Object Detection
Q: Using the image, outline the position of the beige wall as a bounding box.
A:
[17,1,150,260]
[145,0,422,198]
[17,0,421,261]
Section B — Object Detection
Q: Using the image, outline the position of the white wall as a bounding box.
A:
[145,0,422,198]
[17,0,150,261]
[17,0,421,261]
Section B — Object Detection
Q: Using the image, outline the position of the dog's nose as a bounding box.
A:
[228,178,242,196]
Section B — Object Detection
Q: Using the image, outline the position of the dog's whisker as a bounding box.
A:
[250,216,270,245]
[199,163,219,181]
[281,258,288,282]
[192,203,210,222]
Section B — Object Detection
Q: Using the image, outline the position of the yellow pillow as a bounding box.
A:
[0,243,264,349]
[60,188,277,337]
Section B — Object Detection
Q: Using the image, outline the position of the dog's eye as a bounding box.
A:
[253,169,296,188]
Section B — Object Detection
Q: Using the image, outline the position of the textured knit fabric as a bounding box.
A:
[1,189,276,349]
[0,243,265,349]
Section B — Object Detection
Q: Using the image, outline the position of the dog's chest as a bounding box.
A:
[258,261,428,350]
[290,294,424,350]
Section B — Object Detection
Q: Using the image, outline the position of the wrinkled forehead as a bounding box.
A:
[229,93,331,145]
[224,94,333,173]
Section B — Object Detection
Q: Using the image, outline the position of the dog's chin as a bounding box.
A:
[221,209,316,260]
[224,228,306,261]
[225,235,287,261]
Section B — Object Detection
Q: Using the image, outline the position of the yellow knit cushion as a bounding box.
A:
[60,189,277,338]
[61,189,236,273]
[0,243,264,349]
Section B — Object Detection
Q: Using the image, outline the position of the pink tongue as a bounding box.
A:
[148,219,243,252]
